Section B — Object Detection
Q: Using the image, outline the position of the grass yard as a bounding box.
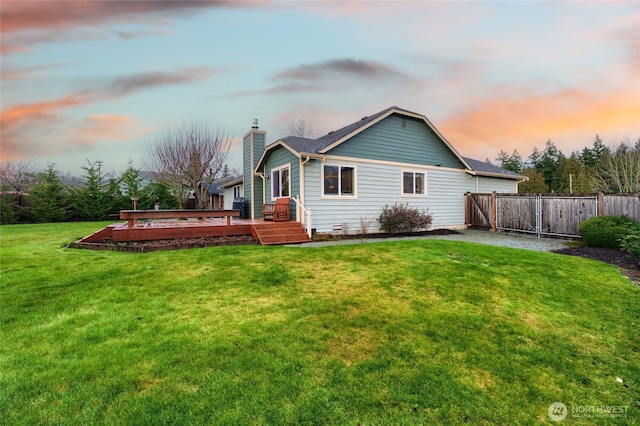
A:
[1,222,638,425]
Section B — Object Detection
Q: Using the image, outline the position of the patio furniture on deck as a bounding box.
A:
[262,198,290,222]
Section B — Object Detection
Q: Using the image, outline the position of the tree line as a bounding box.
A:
[0,121,234,224]
[493,135,640,194]
[0,161,181,224]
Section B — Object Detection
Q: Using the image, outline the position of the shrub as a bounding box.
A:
[359,215,374,236]
[620,229,640,262]
[378,203,433,234]
[579,215,640,248]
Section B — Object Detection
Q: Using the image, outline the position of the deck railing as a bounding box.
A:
[293,195,312,238]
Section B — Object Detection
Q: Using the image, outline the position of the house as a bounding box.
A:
[224,106,524,234]
[208,175,243,210]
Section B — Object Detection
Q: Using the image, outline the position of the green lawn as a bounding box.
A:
[1,222,638,425]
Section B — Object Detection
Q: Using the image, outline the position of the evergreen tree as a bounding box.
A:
[536,140,564,192]
[105,177,129,213]
[581,135,606,168]
[73,161,112,220]
[496,150,509,168]
[496,150,523,172]
[28,165,71,222]
[556,154,593,193]
[527,147,542,169]
[119,161,145,210]
[518,167,548,193]
[139,182,180,210]
[0,194,16,224]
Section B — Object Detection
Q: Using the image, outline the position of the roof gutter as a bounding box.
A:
[299,152,325,161]
[466,170,525,180]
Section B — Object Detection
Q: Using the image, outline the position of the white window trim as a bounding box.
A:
[321,163,358,199]
[233,185,242,199]
[401,169,428,197]
[271,163,291,201]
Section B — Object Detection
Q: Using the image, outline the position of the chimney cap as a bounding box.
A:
[252,118,259,129]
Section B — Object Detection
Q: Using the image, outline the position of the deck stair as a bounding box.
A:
[251,222,311,245]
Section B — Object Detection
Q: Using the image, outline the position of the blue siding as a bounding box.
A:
[264,147,299,220]
[243,134,253,217]
[302,158,513,234]
[252,133,265,168]
[327,114,465,169]
[243,131,265,218]
[476,176,517,193]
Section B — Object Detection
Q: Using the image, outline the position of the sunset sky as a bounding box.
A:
[1,1,639,175]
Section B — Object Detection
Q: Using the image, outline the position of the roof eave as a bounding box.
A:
[254,140,301,174]
[219,177,244,188]
[466,170,525,180]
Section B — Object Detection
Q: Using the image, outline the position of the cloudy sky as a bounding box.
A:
[1,0,638,175]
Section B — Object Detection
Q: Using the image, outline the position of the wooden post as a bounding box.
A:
[491,191,497,233]
[465,192,471,227]
[597,192,604,216]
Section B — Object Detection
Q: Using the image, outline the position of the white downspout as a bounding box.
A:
[516,177,528,193]
[300,155,310,209]
[256,172,265,218]
[262,169,266,206]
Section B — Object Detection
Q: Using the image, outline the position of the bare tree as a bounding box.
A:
[593,140,640,193]
[144,122,232,209]
[287,118,317,139]
[0,159,35,192]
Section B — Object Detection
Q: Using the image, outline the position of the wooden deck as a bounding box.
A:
[74,217,310,248]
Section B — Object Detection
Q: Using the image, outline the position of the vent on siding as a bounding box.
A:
[401,118,406,128]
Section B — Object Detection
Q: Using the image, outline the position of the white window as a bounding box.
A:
[323,164,356,197]
[402,171,426,196]
[271,164,290,199]
[233,185,241,199]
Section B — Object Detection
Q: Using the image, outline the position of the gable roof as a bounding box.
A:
[209,175,243,194]
[255,106,522,180]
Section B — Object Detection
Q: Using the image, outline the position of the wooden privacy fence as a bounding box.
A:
[466,192,640,238]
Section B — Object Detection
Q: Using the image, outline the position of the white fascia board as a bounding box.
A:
[465,170,525,180]
[254,140,301,175]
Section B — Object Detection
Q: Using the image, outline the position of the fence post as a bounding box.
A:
[491,191,497,233]
[465,192,471,227]
[597,192,604,216]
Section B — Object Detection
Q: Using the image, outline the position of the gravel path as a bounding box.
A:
[296,229,570,252]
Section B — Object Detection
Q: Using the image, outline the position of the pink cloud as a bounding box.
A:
[0,0,260,54]
[71,114,150,148]
[1,92,94,130]
[1,1,237,33]
[0,114,149,161]
[1,68,213,161]
[438,88,640,158]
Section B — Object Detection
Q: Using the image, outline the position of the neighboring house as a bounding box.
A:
[208,175,243,210]
[224,106,524,234]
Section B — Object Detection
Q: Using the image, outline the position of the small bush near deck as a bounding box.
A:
[579,215,640,248]
[378,203,433,234]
